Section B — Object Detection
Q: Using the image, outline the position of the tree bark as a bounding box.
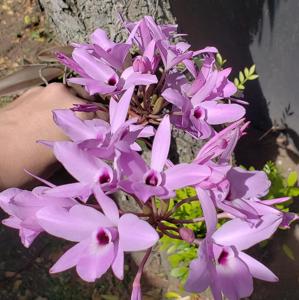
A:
[39,0,176,43]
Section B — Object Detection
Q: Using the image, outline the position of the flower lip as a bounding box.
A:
[97,228,110,245]
[218,249,229,265]
[98,168,111,184]
[193,107,204,119]
[108,77,117,86]
[144,169,162,186]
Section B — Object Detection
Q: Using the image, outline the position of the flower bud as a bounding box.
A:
[133,56,152,73]
[179,227,195,243]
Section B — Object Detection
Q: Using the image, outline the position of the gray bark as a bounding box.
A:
[39,0,176,43]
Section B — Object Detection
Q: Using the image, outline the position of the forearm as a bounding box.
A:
[0,84,93,190]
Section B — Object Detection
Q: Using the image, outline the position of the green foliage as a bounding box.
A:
[160,187,203,285]
[263,161,299,211]
[234,65,259,90]
[282,243,295,261]
[216,53,227,68]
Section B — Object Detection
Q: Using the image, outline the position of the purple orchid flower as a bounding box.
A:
[44,141,118,200]
[185,216,281,300]
[68,48,158,95]
[90,28,131,70]
[0,187,76,247]
[125,16,177,51]
[116,115,211,202]
[162,85,245,140]
[52,87,154,160]
[36,189,159,282]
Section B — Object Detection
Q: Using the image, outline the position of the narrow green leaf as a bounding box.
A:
[244,67,250,77]
[248,74,259,80]
[216,53,223,65]
[282,244,295,260]
[234,78,239,86]
[239,71,245,83]
[238,84,245,90]
[165,291,181,299]
[249,64,256,75]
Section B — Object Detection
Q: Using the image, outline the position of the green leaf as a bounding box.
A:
[249,64,256,75]
[239,71,245,83]
[170,266,188,278]
[248,74,259,80]
[234,78,239,86]
[287,171,298,186]
[282,244,295,260]
[216,53,223,65]
[244,67,250,77]
[288,187,299,196]
[165,291,181,299]
[167,245,177,255]
[238,84,245,90]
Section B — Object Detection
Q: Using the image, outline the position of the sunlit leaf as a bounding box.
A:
[282,244,295,260]
[287,171,297,187]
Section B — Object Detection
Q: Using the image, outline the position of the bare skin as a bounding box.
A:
[0,83,94,190]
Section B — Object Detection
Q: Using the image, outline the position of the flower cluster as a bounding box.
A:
[0,16,297,300]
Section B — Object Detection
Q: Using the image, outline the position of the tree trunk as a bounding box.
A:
[39,0,175,43]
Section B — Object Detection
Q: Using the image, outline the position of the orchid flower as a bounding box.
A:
[185,216,281,300]
[162,56,245,139]
[44,141,118,200]
[116,115,211,202]
[0,187,76,247]
[52,87,154,160]
[37,189,158,282]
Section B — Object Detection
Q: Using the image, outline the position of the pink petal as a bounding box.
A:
[151,115,171,172]
[53,109,95,142]
[76,242,115,282]
[118,214,159,251]
[191,70,218,105]
[162,88,187,109]
[238,252,278,282]
[212,215,282,251]
[123,72,158,89]
[110,87,134,133]
[201,101,246,125]
[37,205,112,242]
[93,185,119,224]
[44,182,92,201]
[116,151,148,181]
[185,248,211,293]
[50,240,89,273]
[164,164,211,190]
[196,187,217,235]
[111,242,124,280]
[216,252,253,299]
[53,141,109,183]
[72,48,115,80]
[90,28,115,50]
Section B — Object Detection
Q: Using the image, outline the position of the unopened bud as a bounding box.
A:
[179,227,195,243]
[133,55,151,73]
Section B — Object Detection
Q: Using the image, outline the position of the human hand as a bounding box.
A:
[0,83,94,189]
